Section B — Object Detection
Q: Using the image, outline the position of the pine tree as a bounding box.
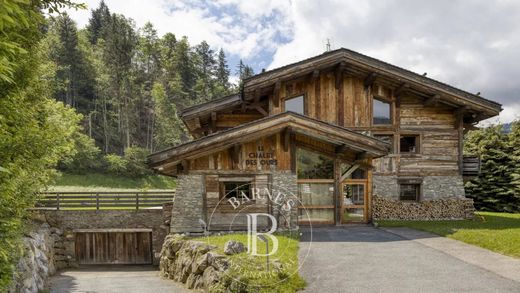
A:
[194,40,216,102]
[215,48,231,94]
[237,59,254,87]
[173,36,196,107]
[86,0,111,44]
[464,124,519,212]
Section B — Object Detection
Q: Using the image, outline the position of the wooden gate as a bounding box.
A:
[75,229,152,265]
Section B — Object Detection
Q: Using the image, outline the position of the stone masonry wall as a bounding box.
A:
[271,171,299,230]
[170,174,205,233]
[372,175,472,219]
[29,208,170,267]
[373,175,466,200]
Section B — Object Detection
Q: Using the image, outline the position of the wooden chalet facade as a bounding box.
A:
[148,48,502,232]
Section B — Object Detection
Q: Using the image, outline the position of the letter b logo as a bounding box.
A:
[246,213,279,256]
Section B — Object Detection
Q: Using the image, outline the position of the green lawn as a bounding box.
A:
[378,212,520,258]
[200,233,305,292]
[48,172,176,191]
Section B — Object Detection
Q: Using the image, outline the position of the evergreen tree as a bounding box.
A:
[237,59,254,87]
[194,40,216,102]
[86,0,111,44]
[173,36,196,107]
[215,48,231,95]
[464,124,519,212]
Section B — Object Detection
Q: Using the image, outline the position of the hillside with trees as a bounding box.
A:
[43,1,256,182]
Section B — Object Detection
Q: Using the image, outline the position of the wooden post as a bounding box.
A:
[136,193,140,210]
[96,193,100,210]
[56,192,60,211]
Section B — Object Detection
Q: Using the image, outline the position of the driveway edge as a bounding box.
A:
[379,227,520,283]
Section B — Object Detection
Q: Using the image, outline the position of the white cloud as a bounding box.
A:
[64,0,520,123]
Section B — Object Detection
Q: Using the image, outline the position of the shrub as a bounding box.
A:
[59,132,104,173]
[123,147,152,178]
[105,154,127,175]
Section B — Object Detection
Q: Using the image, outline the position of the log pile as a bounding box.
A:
[372,195,475,220]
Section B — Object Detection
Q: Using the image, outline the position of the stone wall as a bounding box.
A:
[9,222,59,293]
[372,195,475,220]
[373,175,466,200]
[372,175,472,219]
[160,234,228,290]
[170,174,204,233]
[271,171,299,230]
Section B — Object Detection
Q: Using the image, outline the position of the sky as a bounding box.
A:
[65,0,520,124]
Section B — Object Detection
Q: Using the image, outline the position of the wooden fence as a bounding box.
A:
[36,191,175,210]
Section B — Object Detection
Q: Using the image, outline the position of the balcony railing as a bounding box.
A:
[462,156,481,176]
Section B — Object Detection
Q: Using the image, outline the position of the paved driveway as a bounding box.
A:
[49,265,188,293]
[299,226,520,293]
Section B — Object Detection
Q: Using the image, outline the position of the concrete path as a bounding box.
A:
[49,265,189,293]
[298,225,520,293]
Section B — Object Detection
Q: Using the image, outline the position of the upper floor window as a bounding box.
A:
[284,95,304,115]
[373,98,391,125]
[400,135,419,154]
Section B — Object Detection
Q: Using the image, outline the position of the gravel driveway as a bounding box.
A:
[298,225,520,293]
[49,265,188,293]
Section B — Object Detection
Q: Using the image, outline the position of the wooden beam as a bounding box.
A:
[364,72,378,88]
[335,144,348,154]
[311,70,320,81]
[425,94,440,106]
[355,151,370,160]
[454,106,467,129]
[230,144,241,166]
[340,164,360,182]
[253,104,268,116]
[181,159,189,173]
[283,127,291,152]
[394,82,410,97]
[273,81,281,108]
[210,112,217,133]
[335,62,347,89]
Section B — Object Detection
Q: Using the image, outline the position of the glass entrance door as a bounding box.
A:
[341,180,368,223]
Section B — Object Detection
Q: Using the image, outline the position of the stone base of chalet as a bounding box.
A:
[372,195,475,220]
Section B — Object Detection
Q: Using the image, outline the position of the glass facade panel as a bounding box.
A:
[299,209,334,223]
[343,208,365,222]
[284,95,304,115]
[297,148,334,179]
[343,184,365,205]
[298,183,334,206]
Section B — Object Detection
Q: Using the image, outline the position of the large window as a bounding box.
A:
[284,95,304,115]
[399,184,420,201]
[296,148,334,179]
[400,135,419,154]
[373,98,391,125]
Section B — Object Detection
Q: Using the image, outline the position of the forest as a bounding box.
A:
[0,0,254,289]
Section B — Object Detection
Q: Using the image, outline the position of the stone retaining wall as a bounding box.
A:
[372,195,475,220]
[159,234,229,290]
[373,175,466,200]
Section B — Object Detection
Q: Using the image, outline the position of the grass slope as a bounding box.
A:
[201,233,305,292]
[48,172,176,191]
[379,212,520,258]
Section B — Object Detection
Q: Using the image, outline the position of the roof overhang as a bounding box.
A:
[243,48,502,121]
[148,112,390,175]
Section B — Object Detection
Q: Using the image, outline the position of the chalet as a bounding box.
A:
[147,48,502,232]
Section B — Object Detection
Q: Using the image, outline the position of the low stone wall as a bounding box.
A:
[9,222,60,293]
[372,195,475,220]
[373,175,466,200]
[159,234,229,290]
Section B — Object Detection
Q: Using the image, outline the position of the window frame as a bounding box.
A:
[399,184,421,201]
[283,94,306,116]
[399,134,421,155]
[398,178,422,202]
[218,178,253,200]
[372,96,393,126]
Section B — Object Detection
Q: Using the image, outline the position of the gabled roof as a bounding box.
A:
[243,48,501,118]
[148,112,390,174]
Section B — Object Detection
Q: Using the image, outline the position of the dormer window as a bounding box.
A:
[373,98,391,125]
[284,95,304,115]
